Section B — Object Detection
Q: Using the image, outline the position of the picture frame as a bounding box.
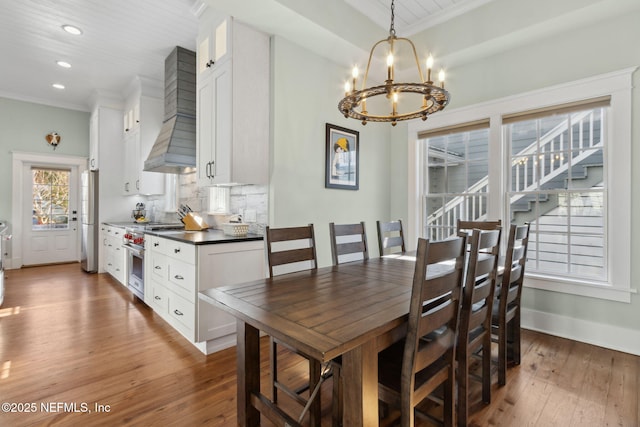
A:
[325,123,359,190]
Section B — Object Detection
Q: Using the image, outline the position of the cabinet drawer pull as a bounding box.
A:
[154,266,162,270]
[174,309,184,316]
[174,275,184,280]
[174,248,181,253]
[155,296,162,300]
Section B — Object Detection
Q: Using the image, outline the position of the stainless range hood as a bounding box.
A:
[144,46,197,174]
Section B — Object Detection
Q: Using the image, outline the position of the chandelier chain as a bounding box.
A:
[389,0,396,36]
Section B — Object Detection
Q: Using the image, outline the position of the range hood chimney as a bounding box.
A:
[144,46,197,174]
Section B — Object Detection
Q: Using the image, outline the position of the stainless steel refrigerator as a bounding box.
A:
[81,170,99,273]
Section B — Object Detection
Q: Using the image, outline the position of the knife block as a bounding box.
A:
[182,212,209,231]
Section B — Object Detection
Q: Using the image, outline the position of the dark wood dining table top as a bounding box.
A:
[199,254,419,364]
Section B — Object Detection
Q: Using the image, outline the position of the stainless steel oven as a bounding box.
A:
[123,229,145,301]
[122,223,184,302]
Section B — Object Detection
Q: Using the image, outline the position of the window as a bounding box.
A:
[420,121,490,240]
[505,102,607,281]
[32,168,70,230]
[409,69,633,302]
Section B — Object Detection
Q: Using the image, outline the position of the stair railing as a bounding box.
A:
[426,109,601,232]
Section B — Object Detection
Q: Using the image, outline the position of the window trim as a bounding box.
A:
[408,67,636,302]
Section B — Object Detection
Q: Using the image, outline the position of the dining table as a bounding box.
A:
[198,253,421,427]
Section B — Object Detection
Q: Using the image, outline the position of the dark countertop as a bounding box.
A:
[102,221,138,228]
[144,229,263,245]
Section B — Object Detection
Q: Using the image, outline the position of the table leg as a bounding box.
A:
[237,319,260,427]
[342,339,378,426]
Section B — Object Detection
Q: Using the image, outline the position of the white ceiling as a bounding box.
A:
[345,0,493,35]
[0,0,200,111]
[0,0,490,111]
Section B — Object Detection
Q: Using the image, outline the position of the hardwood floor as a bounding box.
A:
[0,263,638,426]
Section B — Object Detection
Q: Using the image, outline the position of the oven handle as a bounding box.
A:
[123,243,144,258]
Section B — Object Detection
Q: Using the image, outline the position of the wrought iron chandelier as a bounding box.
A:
[338,0,450,126]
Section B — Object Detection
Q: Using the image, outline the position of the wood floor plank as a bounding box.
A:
[0,263,639,426]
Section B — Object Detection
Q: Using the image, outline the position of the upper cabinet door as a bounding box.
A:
[197,16,232,78]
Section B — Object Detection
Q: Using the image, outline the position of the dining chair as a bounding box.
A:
[491,223,530,386]
[329,221,369,265]
[377,235,467,427]
[265,224,323,425]
[376,219,406,256]
[457,228,501,427]
[327,221,369,425]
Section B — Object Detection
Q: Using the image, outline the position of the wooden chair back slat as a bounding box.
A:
[329,221,369,265]
[376,219,406,255]
[265,224,317,278]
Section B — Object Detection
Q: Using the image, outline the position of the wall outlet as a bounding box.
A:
[244,209,257,223]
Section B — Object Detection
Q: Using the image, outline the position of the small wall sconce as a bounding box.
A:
[45,132,61,150]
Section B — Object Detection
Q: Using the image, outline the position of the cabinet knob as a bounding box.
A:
[174,248,180,253]
[174,275,184,280]
[154,266,161,270]
[206,59,215,68]
[154,242,159,247]
[155,296,161,300]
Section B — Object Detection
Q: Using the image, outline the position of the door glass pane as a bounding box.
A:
[32,168,70,230]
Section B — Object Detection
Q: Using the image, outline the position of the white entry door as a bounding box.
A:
[22,165,80,266]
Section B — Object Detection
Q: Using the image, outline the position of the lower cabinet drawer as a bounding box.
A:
[168,292,195,336]
[149,281,169,315]
[167,259,196,303]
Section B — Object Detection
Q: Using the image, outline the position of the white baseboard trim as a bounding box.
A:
[521,307,640,356]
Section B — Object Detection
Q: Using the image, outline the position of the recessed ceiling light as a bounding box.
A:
[61,24,83,35]
[56,60,71,68]
[52,83,65,90]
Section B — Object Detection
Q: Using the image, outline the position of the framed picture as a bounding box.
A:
[325,123,359,190]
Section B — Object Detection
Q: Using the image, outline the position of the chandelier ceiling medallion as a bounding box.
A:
[338,0,450,126]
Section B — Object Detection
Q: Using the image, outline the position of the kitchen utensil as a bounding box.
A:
[183,212,209,231]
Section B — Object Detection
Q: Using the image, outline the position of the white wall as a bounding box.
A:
[270,36,393,267]
[0,98,90,224]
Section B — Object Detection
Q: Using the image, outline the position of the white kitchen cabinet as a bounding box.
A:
[122,78,165,195]
[144,234,264,354]
[196,15,269,186]
[197,14,231,78]
[89,106,122,172]
[101,224,126,286]
[89,113,99,170]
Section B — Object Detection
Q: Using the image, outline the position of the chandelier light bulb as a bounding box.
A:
[426,55,434,82]
[426,55,434,70]
[352,66,359,79]
[439,69,446,88]
[344,81,351,95]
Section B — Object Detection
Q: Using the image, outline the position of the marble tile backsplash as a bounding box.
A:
[167,172,268,235]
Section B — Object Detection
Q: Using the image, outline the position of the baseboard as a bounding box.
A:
[521,307,640,356]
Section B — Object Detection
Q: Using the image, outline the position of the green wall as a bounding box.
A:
[270,36,392,266]
[391,0,640,332]
[0,98,90,223]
